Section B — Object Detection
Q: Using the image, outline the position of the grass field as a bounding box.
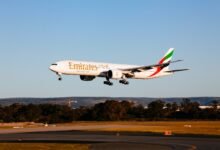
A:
[1,121,220,136]
[0,143,89,150]
[60,121,220,136]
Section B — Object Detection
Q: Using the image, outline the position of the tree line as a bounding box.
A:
[0,99,219,123]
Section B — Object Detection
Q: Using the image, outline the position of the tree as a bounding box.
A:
[171,102,179,112]
[164,103,176,118]
[179,99,200,119]
[146,100,165,120]
[211,100,219,112]
[0,105,4,122]
[129,104,145,119]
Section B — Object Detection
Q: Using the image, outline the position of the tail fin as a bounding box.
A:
[158,48,175,64]
[149,48,175,77]
[158,48,174,70]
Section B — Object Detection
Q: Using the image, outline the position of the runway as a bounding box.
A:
[0,129,220,150]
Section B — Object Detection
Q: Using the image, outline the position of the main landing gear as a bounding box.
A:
[119,75,129,85]
[103,78,129,86]
[104,81,113,86]
[119,79,129,85]
[104,77,113,86]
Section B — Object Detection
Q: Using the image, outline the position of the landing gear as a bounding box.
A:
[104,81,113,86]
[119,79,129,85]
[104,77,113,86]
[119,75,129,85]
[56,73,62,81]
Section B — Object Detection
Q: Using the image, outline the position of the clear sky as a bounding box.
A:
[0,0,220,98]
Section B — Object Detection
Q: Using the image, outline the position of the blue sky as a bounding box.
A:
[0,0,220,98]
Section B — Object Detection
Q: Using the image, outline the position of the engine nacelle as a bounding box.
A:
[107,70,124,79]
[80,75,96,81]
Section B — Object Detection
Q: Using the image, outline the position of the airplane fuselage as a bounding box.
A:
[49,48,187,85]
[50,60,172,80]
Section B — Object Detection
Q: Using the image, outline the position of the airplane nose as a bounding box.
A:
[49,63,59,73]
[49,65,54,71]
[49,63,57,71]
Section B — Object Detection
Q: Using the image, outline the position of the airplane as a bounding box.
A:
[49,48,188,86]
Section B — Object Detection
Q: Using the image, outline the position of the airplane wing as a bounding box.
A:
[120,60,183,73]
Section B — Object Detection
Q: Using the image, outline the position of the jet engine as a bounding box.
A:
[107,70,124,79]
[80,75,96,81]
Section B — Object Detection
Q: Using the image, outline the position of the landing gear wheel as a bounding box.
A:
[104,76,113,86]
[104,81,113,86]
[119,80,129,85]
[58,77,62,81]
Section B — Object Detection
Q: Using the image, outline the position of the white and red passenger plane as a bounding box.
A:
[49,48,188,86]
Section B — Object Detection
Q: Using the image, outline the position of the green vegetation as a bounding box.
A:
[0,104,74,123]
[71,99,220,121]
[0,143,89,150]
[0,99,219,123]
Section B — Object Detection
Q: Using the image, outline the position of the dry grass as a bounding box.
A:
[59,121,220,136]
[1,121,220,136]
[0,143,89,150]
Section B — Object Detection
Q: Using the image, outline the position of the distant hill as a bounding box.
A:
[0,97,220,108]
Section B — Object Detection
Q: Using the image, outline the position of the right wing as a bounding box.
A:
[120,60,183,73]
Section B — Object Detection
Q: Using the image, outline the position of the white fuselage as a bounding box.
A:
[49,60,172,80]
[49,48,187,85]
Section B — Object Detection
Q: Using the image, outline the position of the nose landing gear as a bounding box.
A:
[56,73,62,81]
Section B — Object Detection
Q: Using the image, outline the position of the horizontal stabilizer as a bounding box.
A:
[166,69,189,73]
[171,59,183,63]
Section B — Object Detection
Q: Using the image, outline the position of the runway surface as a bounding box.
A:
[0,127,220,150]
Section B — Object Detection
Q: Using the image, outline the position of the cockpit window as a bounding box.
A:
[51,63,57,66]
